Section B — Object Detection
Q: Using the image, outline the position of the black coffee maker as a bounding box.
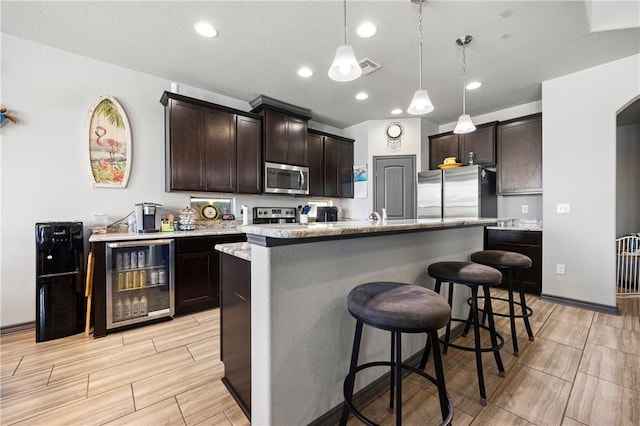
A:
[316,206,338,222]
[134,202,162,233]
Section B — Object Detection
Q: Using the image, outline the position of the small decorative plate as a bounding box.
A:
[199,204,220,220]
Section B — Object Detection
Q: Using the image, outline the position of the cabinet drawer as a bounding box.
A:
[486,229,541,245]
[175,234,246,254]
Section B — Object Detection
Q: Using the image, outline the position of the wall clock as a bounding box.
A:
[384,122,403,151]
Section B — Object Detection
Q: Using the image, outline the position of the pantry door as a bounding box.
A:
[373,155,416,219]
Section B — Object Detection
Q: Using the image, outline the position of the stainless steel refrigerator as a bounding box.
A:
[417,165,497,219]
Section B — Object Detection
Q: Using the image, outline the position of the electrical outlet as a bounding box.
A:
[557,203,571,214]
[522,204,528,213]
[556,264,565,274]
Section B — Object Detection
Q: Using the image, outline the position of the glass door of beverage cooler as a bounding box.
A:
[106,239,174,330]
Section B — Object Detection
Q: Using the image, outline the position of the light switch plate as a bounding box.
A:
[556,264,565,274]
[522,204,528,213]
[557,203,570,214]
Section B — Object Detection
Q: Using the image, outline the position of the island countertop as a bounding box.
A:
[239,217,498,246]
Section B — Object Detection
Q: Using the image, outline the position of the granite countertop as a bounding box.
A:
[215,242,251,261]
[485,226,543,232]
[89,228,243,242]
[238,217,498,240]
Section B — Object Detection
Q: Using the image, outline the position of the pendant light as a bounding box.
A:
[407,0,434,115]
[453,35,476,134]
[328,0,362,82]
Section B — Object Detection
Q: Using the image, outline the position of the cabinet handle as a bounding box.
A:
[234,292,247,301]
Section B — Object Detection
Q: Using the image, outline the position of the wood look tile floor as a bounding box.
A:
[1,291,639,425]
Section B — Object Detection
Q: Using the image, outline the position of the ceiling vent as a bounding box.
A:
[358,57,382,76]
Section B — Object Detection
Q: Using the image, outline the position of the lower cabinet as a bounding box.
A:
[175,235,246,315]
[485,228,542,295]
[220,252,251,419]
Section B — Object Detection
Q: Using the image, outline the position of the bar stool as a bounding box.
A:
[340,282,454,426]
[469,250,534,356]
[419,262,505,405]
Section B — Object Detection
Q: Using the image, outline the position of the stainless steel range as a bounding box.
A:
[253,207,297,224]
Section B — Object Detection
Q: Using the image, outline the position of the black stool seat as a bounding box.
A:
[470,250,532,269]
[341,282,453,426]
[469,250,535,356]
[421,261,505,406]
[348,282,451,332]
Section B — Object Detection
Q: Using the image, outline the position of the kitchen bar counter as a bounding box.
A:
[244,217,495,424]
[88,228,242,243]
[215,242,251,261]
[240,217,498,246]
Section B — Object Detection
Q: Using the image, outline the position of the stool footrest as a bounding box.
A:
[469,295,534,319]
[443,318,505,353]
[343,361,453,426]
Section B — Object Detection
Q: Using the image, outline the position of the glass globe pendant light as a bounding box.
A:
[407,0,434,115]
[328,0,362,82]
[453,35,476,134]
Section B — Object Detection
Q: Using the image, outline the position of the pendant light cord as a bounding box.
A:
[462,42,467,114]
[343,0,348,45]
[417,0,423,90]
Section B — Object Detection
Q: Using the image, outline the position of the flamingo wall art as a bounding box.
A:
[87,96,131,187]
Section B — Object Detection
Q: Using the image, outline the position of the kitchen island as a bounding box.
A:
[237,218,497,425]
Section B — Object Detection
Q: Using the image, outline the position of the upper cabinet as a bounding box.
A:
[428,122,497,169]
[161,92,262,194]
[497,113,542,195]
[250,95,311,167]
[308,130,354,198]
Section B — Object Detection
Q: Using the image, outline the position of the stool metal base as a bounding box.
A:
[341,322,453,426]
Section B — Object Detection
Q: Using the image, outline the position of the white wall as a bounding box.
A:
[616,122,640,237]
[0,34,343,328]
[541,54,640,308]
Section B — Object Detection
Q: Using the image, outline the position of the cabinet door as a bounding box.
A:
[220,253,251,415]
[205,109,236,192]
[236,115,262,194]
[175,251,218,314]
[429,133,459,170]
[323,136,340,197]
[339,140,354,198]
[460,122,496,166]
[169,100,205,190]
[287,116,308,166]
[497,114,542,194]
[307,133,324,196]
[485,229,542,295]
[264,110,288,164]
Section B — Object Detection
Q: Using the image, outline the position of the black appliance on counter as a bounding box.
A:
[35,222,85,342]
[316,206,338,222]
[253,207,297,224]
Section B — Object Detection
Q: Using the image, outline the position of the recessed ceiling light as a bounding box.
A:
[297,67,313,78]
[194,21,218,38]
[391,109,403,115]
[466,81,482,90]
[355,92,369,100]
[356,22,377,38]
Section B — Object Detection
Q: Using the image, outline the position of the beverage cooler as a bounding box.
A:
[105,239,174,330]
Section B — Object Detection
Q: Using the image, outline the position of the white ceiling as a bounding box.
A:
[2,1,639,128]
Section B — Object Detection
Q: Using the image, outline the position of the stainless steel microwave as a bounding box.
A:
[264,162,309,195]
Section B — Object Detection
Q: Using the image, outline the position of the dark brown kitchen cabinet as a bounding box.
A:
[236,115,262,194]
[428,122,497,170]
[485,228,542,295]
[250,96,311,167]
[497,113,542,194]
[307,131,324,196]
[312,131,354,198]
[161,91,262,194]
[220,252,251,418]
[175,235,246,315]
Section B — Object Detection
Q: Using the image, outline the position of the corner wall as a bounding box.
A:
[541,54,640,307]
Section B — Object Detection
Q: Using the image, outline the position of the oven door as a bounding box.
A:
[264,162,309,195]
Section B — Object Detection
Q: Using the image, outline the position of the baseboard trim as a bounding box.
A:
[309,324,465,426]
[1,321,35,335]
[540,293,619,315]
